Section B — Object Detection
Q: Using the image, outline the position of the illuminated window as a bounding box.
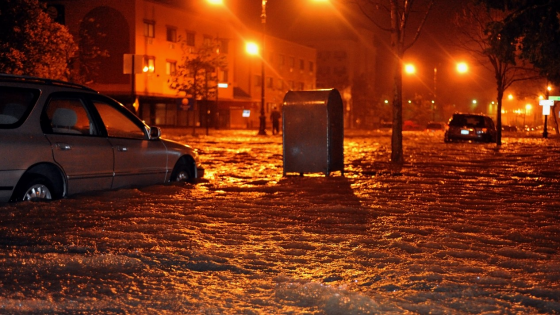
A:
[143,56,155,73]
[143,20,155,38]
[166,60,176,75]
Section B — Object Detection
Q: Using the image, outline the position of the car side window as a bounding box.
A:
[45,97,98,136]
[92,100,146,139]
[0,87,38,127]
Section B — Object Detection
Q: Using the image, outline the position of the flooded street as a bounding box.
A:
[0,130,559,314]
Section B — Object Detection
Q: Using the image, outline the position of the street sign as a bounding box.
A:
[549,96,560,101]
[540,99,554,115]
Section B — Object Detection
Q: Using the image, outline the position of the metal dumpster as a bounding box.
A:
[282,89,344,176]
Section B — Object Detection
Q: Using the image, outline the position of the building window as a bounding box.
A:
[288,57,295,68]
[266,77,273,88]
[220,70,229,82]
[309,61,314,72]
[144,20,155,38]
[166,60,176,75]
[300,59,305,71]
[166,26,177,42]
[278,54,285,66]
[255,75,262,87]
[203,35,212,46]
[333,66,347,75]
[219,39,229,54]
[186,31,195,47]
[298,82,304,90]
[334,51,347,61]
[143,56,155,73]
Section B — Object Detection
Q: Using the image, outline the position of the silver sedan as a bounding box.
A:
[0,75,204,202]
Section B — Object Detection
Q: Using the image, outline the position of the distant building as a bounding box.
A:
[305,27,378,129]
[44,0,316,129]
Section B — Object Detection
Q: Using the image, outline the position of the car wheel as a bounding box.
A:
[171,159,194,183]
[15,175,54,202]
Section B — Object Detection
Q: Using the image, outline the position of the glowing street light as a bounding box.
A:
[207,0,223,4]
[246,42,259,56]
[457,62,468,74]
[404,64,416,74]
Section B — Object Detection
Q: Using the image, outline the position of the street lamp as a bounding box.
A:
[404,64,416,74]
[544,84,552,138]
[405,61,468,122]
[257,0,267,135]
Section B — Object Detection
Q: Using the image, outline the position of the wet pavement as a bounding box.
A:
[0,129,559,314]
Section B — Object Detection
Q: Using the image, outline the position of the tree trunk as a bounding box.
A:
[390,0,404,164]
[496,88,503,145]
[391,59,404,163]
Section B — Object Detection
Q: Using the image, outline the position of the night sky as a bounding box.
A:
[226,0,495,111]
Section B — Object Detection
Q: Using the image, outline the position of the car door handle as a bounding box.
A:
[116,145,128,152]
[56,143,72,151]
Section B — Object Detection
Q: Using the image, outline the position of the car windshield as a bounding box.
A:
[450,115,485,128]
[0,87,39,127]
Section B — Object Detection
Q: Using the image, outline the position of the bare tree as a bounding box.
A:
[455,2,539,145]
[351,0,434,163]
[169,38,227,135]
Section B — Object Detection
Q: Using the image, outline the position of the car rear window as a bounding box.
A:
[0,87,39,128]
[449,115,485,128]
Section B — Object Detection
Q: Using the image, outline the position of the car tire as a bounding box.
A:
[170,158,194,183]
[14,174,55,202]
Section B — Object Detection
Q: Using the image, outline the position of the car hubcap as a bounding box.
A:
[175,171,189,182]
[23,184,52,201]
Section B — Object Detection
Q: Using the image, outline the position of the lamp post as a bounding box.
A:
[257,0,267,135]
[405,61,468,122]
[544,84,551,138]
[432,67,437,121]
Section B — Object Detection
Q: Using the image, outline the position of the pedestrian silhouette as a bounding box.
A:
[270,106,281,135]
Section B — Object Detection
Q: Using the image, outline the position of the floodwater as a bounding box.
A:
[0,129,559,314]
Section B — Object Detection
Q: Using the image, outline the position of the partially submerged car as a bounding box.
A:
[0,74,203,202]
[444,113,497,143]
[425,121,445,134]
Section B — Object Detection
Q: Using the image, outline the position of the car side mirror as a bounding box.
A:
[148,126,161,139]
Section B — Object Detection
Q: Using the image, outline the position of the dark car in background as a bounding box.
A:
[0,74,204,202]
[444,113,497,143]
[425,121,446,135]
[502,125,518,132]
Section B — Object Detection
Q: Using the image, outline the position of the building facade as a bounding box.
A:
[45,0,316,130]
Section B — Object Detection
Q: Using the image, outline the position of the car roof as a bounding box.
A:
[0,73,96,92]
